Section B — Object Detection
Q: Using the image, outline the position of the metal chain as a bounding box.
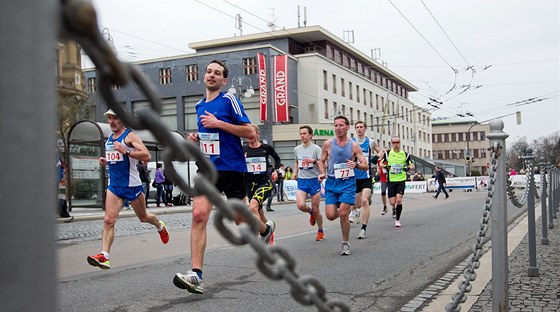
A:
[445,142,500,312]
[60,1,349,311]
[506,166,530,208]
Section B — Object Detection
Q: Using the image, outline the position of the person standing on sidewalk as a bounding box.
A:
[174,60,271,295]
[243,124,281,244]
[87,109,169,270]
[380,136,414,227]
[317,116,369,255]
[293,125,325,241]
[137,160,150,207]
[350,121,380,239]
[154,163,167,207]
[433,166,449,199]
[276,164,286,202]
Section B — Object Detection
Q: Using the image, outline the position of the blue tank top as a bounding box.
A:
[352,137,370,179]
[196,92,251,172]
[327,138,355,179]
[105,128,141,187]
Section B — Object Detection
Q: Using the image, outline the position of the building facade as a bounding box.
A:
[431,118,491,176]
[84,26,432,165]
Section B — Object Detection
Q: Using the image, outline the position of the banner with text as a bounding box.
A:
[257,53,267,121]
[273,55,289,122]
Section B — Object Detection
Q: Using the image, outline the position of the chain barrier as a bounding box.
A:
[506,169,530,208]
[60,1,349,311]
[445,143,501,312]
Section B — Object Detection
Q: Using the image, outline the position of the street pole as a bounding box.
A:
[539,158,549,245]
[466,122,478,175]
[524,148,538,277]
[485,119,509,312]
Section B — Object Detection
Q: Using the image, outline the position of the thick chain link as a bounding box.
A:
[60,1,349,311]
[506,169,530,208]
[445,143,500,312]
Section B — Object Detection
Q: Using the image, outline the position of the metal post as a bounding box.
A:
[550,164,556,228]
[524,149,538,276]
[485,119,509,311]
[539,159,549,245]
[0,0,58,311]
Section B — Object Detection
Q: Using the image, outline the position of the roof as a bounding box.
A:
[431,117,479,125]
[190,25,417,91]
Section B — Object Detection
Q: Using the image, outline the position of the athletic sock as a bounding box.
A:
[192,268,203,279]
[101,251,109,259]
[361,224,367,230]
[396,204,403,220]
[260,224,271,237]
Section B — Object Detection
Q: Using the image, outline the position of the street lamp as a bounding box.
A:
[227,76,255,98]
[465,122,478,175]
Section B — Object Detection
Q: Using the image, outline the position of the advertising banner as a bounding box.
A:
[273,55,289,122]
[427,176,476,192]
[373,181,426,194]
[257,53,267,121]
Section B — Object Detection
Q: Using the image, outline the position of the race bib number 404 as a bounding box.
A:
[199,132,220,156]
[334,163,354,179]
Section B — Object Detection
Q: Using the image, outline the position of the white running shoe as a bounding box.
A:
[340,242,352,255]
[395,220,402,228]
[173,271,204,294]
[349,211,356,223]
[262,220,276,244]
[357,229,366,239]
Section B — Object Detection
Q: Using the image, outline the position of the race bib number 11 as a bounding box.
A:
[199,133,220,156]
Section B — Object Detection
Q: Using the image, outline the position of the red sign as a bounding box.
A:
[273,55,289,122]
[257,53,267,121]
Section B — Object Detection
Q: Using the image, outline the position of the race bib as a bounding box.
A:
[246,157,266,173]
[199,132,220,156]
[298,158,314,170]
[334,163,355,179]
[105,144,123,162]
[390,164,403,174]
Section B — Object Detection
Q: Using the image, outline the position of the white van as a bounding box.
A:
[147,161,198,205]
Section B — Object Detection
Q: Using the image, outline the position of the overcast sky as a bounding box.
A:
[87,0,559,143]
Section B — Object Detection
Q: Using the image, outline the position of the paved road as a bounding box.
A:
[57,191,526,311]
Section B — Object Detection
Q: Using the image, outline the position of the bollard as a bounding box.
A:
[524,149,538,277]
[549,164,556,229]
[485,119,509,311]
[539,159,549,245]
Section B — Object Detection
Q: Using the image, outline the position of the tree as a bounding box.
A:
[506,136,529,170]
[531,131,560,167]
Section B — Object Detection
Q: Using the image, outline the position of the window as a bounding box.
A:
[472,131,479,141]
[369,91,373,108]
[480,149,487,158]
[444,133,449,142]
[444,150,450,159]
[185,64,198,82]
[437,134,443,142]
[323,70,328,90]
[458,132,464,141]
[474,149,479,158]
[159,67,172,84]
[451,133,456,142]
[350,108,354,124]
[242,57,257,75]
[341,104,346,117]
[432,134,437,143]
[341,78,345,97]
[332,74,337,94]
[324,99,329,119]
[333,101,338,116]
[356,85,360,102]
[349,82,353,100]
[87,77,96,93]
[334,49,341,64]
[480,131,486,141]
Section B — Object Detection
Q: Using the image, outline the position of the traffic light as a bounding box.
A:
[465,156,472,161]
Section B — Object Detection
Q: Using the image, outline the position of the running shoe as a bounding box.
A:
[159,221,169,244]
[173,271,204,294]
[309,212,316,226]
[349,212,356,224]
[87,253,110,269]
[395,220,401,228]
[340,242,351,256]
[262,220,276,244]
[357,229,366,239]
[316,231,324,241]
[392,209,396,219]
[382,206,387,215]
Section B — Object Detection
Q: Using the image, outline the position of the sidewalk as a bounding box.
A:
[415,204,559,311]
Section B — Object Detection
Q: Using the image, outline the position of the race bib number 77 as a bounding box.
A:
[334,163,354,179]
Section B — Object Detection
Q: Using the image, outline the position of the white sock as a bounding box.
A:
[101,251,109,259]
[158,224,164,232]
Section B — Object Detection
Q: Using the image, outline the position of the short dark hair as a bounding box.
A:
[334,115,349,125]
[207,60,229,78]
[355,120,366,127]
[299,125,313,135]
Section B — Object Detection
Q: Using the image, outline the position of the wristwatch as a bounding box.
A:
[125,150,130,156]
